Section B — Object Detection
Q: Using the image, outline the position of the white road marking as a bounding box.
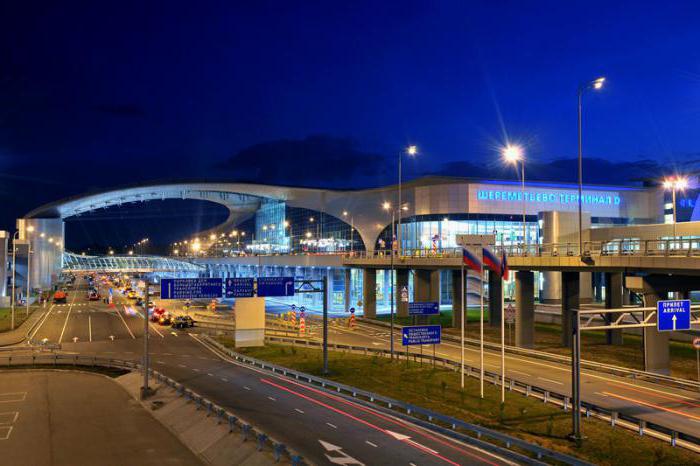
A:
[28,307,53,340]
[207,373,214,377]
[114,307,136,339]
[243,386,251,390]
[295,408,305,414]
[88,316,92,342]
[58,308,72,344]
[192,368,200,372]
[510,369,529,376]
[268,396,276,401]
[365,440,378,448]
[537,377,564,386]
[221,378,228,382]
[0,392,27,403]
[594,392,609,397]
[326,422,337,429]
[178,364,187,368]
[0,426,13,440]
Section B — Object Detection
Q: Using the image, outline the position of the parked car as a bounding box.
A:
[171,316,195,329]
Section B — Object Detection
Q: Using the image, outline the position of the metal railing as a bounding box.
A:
[344,239,700,260]
[0,353,305,465]
[213,335,700,454]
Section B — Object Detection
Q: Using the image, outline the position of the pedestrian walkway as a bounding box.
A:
[0,307,44,347]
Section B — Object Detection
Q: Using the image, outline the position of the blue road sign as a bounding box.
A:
[161,278,223,300]
[257,276,295,297]
[225,278,254,298]
[657,299,691,332]
[408,301,439,316]
[402,325,441,346]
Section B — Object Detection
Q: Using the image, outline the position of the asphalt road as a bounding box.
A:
[30,281,515,466]
[0,370,201,466]
[308,318,700,441]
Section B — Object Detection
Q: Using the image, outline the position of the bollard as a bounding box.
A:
[228,415,238,432]
[671,431,677,447]
[291,455,303,466]
[638,419,645,436]
[611,411,617,427]
[241,424,252,441]
[257,433,268,451]
[273,443,285,462]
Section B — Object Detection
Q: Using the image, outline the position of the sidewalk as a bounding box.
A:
[0,306,45,347]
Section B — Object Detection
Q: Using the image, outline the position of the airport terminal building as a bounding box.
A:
[3,175,686,311]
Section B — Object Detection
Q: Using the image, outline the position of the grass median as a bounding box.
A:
[220,339,698,466]
[0,307,33,333]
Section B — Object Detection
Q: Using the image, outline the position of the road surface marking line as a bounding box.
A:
[295,408,305,414]
[326,422,337,429]
[365,440,378,448]
[593,392,608,397]
[208,373,214,377]
[178,364,187,368]
[192,368,200,372]
[510,369,529,376]
[148,321,165,338]
[0,392,26,403]
[88,316,92,342]
[243,386,251,390]
[537,377,564,386]
[602,391,700,421]
[268,396,277,402]
[221,378,228,382]
[58,307,72,344]
[114,308,136,339]
[607,380,700,408]
[0,411,19,425]
[0,426,12,440]
[29,306,54,340]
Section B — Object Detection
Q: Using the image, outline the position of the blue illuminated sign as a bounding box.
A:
[657,299,691,332]
[161,278,223,299]
[408,302,439,316]
[477,190,621,206]
[402,325,441,345]
[257,276,295,297]
[225,278,254,298]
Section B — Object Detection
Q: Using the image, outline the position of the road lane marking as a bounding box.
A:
[0,426,12,440]
[114,307,136,339]
[602,391,700,421]
[58,307,72,344]
[29,306,54,340]
[510,369,529,376]
[326,422,337,429]
[365,440,378,447]
[607,381,700,409]
[192,368,200,372]
[0,392,26,403]
[208,373,214,377]
[268,396,276,402]
[295,408,305,414]
[221,378,228,382]
[243,386,251,390]
[88,316,92,342]
[178,364,187,368]
[537,377,564,386]
[0,412,19,425]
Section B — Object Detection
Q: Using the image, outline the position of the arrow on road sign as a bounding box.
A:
[318,440,365,465]
[672,314,677,331]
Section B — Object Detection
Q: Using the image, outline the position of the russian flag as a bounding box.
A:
[482,247,502,277]
[462,248,482,273]
[501,251,509,280]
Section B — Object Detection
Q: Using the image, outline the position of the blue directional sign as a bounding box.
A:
[408,301,439,316]
[657,299,691,332]
[225,278,255,298]
[257,276,295,297]
[161,278,223,300]
[402,325,441,346]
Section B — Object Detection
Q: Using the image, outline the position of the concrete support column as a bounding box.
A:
[515,271,535,348]
[429,270,440,303]
[561,272,580,348]
[396,269,409,317]
[362,269,377,319]
[643,289,670,375]
[344,268,351,312]
[604,272,624,345]
[451,269,464,329]
[414,269,431,301]
[0,231,8,298]
[488,270,502,327]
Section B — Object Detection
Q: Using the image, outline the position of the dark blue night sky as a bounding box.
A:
[2,1,700,248]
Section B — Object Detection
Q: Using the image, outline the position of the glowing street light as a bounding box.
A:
[382,201,391,211]
[502,144,527,248]
[398,145,418,256]
[663,176,688,237]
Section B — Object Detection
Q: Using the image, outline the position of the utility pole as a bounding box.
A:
[141,281,151,399]
[323,275,329,375]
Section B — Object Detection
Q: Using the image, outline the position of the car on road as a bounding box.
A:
[150,307,166,322]
[87,289,100,301]
[53,290,67,303]
[158,313,172,326]
[127,290,138,299]
[171,316,195,329]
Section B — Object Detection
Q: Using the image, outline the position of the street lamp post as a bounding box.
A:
[398,145,417,257]
[343,211,354,254]
[577,77,605,256]
[663,177,688,240]
[502,145,526,252]
[383,202,396,359]
[10,230,19,330]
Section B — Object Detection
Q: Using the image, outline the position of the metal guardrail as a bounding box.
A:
[358,317,700,393]
[344,238,700,260]
[200,335,595,465]
[0,353,305,465]
[218,334,700,454]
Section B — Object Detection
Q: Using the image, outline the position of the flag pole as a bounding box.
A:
[461,261,465,389]
[501,273,506,404]
[480,260,484,398]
